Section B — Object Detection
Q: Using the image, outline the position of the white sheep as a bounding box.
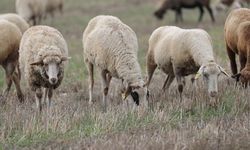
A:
[0,13,29,34]
[82,15,147,111]
[0,20,23,102]
[15,0,46,25]
[45,0,63,18]
[19,25,70,111]
[146,26,229,100]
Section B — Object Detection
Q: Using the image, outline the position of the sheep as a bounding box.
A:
[0,20,24,102]
[154,0,215,23]
[15,0,46,25]
[213,0,242,15]
[45,0,63,18]
[19,25,70,111]
[221,0,250,7]
[224,8,250,86]
[82,15,147,111]
[0,13,29,34]
[146,26,229,101]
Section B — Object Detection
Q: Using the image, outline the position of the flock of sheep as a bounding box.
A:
[0,0,249,112]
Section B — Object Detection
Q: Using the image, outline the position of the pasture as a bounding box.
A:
[0,0,249,149]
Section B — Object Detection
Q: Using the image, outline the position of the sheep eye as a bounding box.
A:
[203,73,208,78]
[57,71,61,77]
[44,73,49,79]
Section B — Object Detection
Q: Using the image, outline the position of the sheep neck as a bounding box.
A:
[115,53,143,86]
[190,43,215,66]
[246,46,250,69]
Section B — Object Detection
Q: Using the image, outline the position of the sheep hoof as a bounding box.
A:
[18,95,24,103]
[209,98,218,107]
[88,100,93,105]
[0,96,6,105]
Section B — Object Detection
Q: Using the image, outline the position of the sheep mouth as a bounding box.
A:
[49,78,58,85]
[209,92,217,98]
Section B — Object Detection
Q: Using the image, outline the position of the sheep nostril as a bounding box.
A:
[210,91,217,97]
[50,78,57,84]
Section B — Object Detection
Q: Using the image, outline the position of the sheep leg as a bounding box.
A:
[176,75,185,101]
[47,88,53,107]
[59,3,63,15]
[12,71,24,102]
[205,5,215,22]
[101,70,109,112]
[17,64,21,80]
[227,46,237,75]
[175,9,181,23]
[35,88,43,112]
[162,75,175,91]
[106,73,112,86]
[86,62,94,105]
[3,76,12,100]
[30,15,36,25]
[37,15,42,25]
[146,53,157,96]
[239,53,246,71]
[198,5,204,22]
[2,63,15,101]
[178,9,183,22]
[43,88,48,105]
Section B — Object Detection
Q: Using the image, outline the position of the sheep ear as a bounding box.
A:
[30,60,43,66]
[122,86,132,101]
[217,65,230,77]
[143,77,148,87]
[195,66,205,80]
[61,56,71,62]
[130,81,144,89]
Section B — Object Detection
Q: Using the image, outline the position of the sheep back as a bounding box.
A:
[224,8,250,54]
[149,26,214,73]
[0,20,22,63]
[0,13,29,34]
[83,15,142,84]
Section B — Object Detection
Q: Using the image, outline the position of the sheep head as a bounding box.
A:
[30,46,70,85]
[195,62,229,97]
[154,0,171,20]
[122,80,147,107]
[221,0,234,6]
[232,67,250,86]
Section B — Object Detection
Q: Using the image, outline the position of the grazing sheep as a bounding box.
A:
[213,0,242,15]
[19,25,70,111]
[45,0,63,18]
[15,0,46,25]
[224,8,250,85]
[154,0,215,23]
[83,15,147,111]
[146,26,229,100]
[0,20,24,102]
[0,13,29,34]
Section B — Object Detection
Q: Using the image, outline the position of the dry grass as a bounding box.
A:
[0,0,249,149]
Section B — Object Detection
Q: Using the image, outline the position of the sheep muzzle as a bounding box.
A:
[47,62,59,85]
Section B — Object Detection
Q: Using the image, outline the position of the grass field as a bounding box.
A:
[0,0,249,149]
